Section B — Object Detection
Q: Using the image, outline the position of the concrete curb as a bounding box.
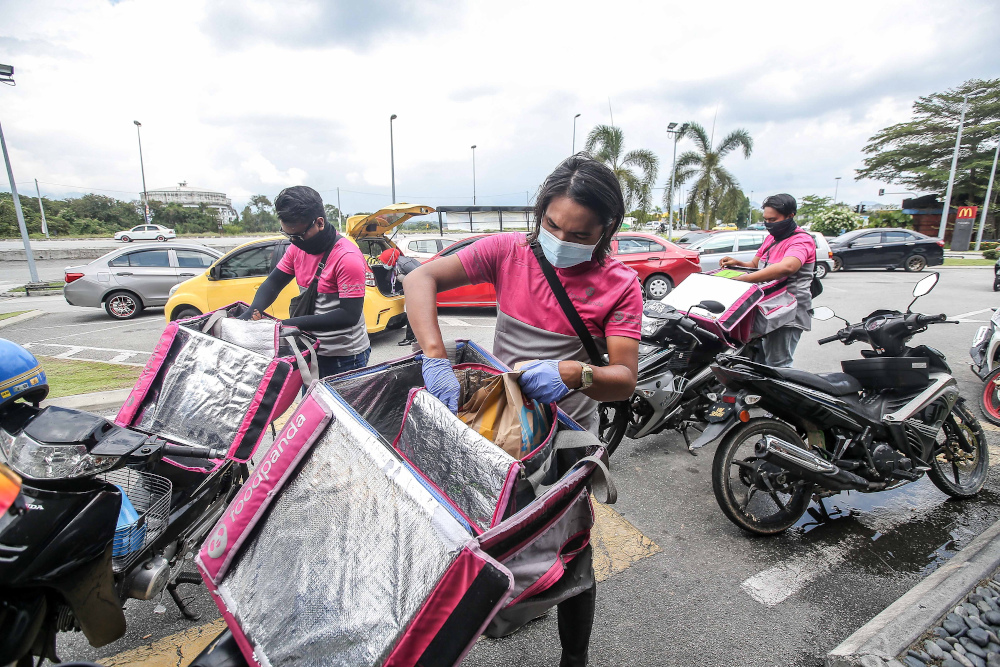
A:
[826,518,1000,666]
[44,388,131,413]
[0,310,44,329]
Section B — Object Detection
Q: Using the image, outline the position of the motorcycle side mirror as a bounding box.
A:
[812,306,836,321]
[906,271,939,312]
[697,300,726,314]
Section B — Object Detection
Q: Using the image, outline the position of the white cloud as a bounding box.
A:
[1,0,997,214]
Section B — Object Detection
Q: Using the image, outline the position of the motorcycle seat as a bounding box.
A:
[772,368,863,396]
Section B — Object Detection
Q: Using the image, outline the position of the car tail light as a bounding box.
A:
[365,268,376,288]
[828,251,833,258]
[64,272,84,284]
[936,239,945,247]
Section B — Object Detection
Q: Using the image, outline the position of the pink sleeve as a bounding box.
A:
[330,249,367,298]
[783,237,815,265]
[457,234,514,285]
[276,244,298,274]
[603,278,644,339]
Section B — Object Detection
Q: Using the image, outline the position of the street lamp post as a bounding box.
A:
[975,139,1000,251]
[939,88,987,239]
[665,122,687,238]
[133,121,149,224]
[834,176,842,204]
[0,64,38,283]
[471,145,477,205]
[572,113,581,154]
[390,114,397,204]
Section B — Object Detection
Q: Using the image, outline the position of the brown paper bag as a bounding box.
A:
[457,371,552,460]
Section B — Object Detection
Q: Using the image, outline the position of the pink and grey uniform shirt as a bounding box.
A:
[458,232,643,430]
[277,236,370,356]
[755,230,817,331]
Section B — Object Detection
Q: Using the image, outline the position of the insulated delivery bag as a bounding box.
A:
[196,340,616,667]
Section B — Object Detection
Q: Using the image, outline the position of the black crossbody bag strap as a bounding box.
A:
[530,242,606,367]
[288,246,334,318]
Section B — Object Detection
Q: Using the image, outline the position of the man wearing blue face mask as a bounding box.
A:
[403,154,642,666]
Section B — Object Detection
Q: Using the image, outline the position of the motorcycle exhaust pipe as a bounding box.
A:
[755,435,872,492]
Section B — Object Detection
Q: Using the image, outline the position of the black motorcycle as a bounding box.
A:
[698,272,989,535]
[0,401,245,666]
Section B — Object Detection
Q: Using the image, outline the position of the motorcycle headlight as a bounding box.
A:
[6,434,118,480]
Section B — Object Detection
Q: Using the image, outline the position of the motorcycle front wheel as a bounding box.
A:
[597,400,629,455]
[979,367,1000,426]
[711,418,812,535]
[928,399,989,498]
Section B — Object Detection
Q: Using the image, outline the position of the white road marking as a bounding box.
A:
[30,320,160,344]
[24,342,148,367]
[439,317,493,327]
[953,308,993,321]
[741,536,864,606]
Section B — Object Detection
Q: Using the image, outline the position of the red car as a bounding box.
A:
[428,232,700,307]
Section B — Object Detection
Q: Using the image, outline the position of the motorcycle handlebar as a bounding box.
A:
[161,444,226,460]
[915,313,947,325]
[818,334,841,345]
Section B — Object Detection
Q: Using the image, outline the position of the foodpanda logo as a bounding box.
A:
[226,412,308,524]
[206,524,227,558]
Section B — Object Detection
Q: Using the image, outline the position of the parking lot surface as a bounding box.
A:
[3,268,999,666]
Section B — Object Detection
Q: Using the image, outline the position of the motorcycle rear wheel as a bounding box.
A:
[928,399,989,498]
[979,367,1000,426]
[711,419,812,535]
[598,400,629,455]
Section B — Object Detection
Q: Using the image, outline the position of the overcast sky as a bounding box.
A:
[2,0,998,216]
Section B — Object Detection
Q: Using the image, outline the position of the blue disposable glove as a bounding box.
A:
[421,356,461,413]
[518,360,571,404]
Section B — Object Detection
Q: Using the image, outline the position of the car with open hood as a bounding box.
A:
[163,204,434,333]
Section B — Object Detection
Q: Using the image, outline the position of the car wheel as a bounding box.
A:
[904,254,927,272]
[643,273,674,300]
[156,235,166,242]
[832,256,843,272]
[171,306,202,321]
[120,235,131,243]
[814,263,828,279]
[993,278,999,292]
[105,291,143,320]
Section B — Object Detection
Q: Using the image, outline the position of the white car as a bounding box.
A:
[114,224,176,242]
[690,230,834,278]
[400,235,462,260]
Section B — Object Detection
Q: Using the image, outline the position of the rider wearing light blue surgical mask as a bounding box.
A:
[537,226,604,268]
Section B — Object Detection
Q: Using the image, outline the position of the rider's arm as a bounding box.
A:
[720,256,760,269]
[283,297,364,330]
[404,255,473,359]
[735,256,801,283]
[556,336,639,401]
[239,268,294,319]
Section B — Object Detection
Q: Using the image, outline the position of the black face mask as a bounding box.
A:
[765,216,797,242]
[291,223,337,255]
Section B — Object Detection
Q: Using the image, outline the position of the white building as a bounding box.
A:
[146,182,238,225]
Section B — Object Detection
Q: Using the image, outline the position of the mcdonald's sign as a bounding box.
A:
[957,206,979,220]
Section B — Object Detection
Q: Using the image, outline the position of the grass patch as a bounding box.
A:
[0,311,28,321]
[39,357,142,399]
[943,258,996,266]
[8,282,63,293]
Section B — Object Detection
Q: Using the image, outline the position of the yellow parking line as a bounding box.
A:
[101,619,226,666]
[103,504,660,666]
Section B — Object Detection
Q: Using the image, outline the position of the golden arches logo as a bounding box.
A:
[957,206,978,219]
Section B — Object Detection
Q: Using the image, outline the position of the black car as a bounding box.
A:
[993,257,999,291]
[829,227,944,272]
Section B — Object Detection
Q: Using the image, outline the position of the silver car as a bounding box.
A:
[690,230,834,277]
[63,243,222,320]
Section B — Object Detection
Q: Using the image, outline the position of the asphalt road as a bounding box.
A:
[4,267,1000,666]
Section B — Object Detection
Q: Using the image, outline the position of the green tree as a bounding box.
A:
[856,78,1000,209]
[584,125,659,213]
[812,207,863,237]
[867,209,913,228]
[796,195,834,229]
[670,122,753,229]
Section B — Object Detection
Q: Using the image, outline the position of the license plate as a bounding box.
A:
[974,326,990,347]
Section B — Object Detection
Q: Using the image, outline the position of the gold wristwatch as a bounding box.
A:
[580,363,594,390]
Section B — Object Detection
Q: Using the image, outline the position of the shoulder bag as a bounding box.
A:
[288,245,334,318]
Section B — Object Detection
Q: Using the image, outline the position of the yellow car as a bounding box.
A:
[164,204,435,333]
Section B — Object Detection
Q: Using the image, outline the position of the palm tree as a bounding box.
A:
[668,122,752,229]
[584,125,659,213]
